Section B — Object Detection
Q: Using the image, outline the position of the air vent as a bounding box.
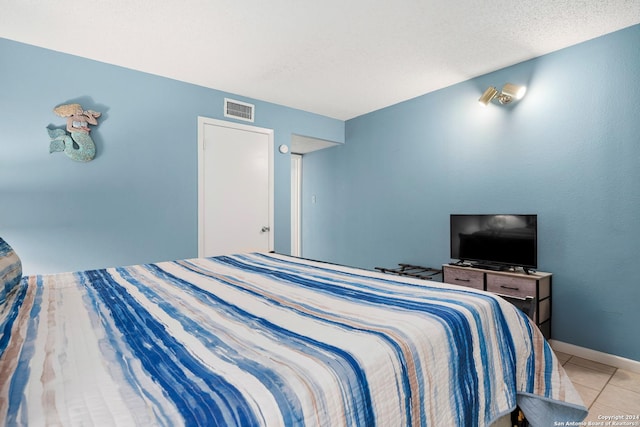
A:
[224,98,255,122]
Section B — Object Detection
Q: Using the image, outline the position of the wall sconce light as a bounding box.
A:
[479,83,527,106]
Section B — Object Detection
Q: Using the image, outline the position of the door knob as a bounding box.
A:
[261,226,270,233]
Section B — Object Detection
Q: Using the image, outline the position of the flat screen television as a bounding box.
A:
[450,214,537,270]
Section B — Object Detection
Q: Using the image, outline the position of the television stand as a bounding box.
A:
[443,264,552,339]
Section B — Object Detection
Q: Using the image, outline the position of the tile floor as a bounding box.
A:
[555,351,640,424]
[494,351,640,426]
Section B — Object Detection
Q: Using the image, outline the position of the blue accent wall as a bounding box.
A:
[0,38,344,274]
[302,25,640,361]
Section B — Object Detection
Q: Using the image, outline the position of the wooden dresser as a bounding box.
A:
[443,264,552,339]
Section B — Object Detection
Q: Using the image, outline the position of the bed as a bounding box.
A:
[1,243,587,426]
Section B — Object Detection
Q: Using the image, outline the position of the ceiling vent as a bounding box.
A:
[224,98,255,122]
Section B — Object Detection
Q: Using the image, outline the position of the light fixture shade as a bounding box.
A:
[479,83,527,106]
[478,86,499,106]
[501,83,526,100]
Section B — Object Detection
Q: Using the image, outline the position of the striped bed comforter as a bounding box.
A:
[0,253,586,426]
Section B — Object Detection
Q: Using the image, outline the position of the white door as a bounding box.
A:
[198,117,274,257]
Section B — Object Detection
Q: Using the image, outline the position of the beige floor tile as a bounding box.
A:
[555,351,572,365]
[583,402,607,423]
[596,383,640,414]
[564,362,614,391]
[568,356,617,374]
[584,402,629,422]
[573,382,602,408]
[491,414,510,427]
[587,402,640,424]
[610,369,640,395]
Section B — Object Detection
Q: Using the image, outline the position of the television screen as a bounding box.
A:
[450,214,537,269]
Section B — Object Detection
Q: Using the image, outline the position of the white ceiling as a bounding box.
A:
[1,0,639,120]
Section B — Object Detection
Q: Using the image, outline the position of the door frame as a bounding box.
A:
[197,116,274,257]
[290,154,302,257]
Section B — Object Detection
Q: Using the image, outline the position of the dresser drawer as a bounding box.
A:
[486,274,537,299]
[443,267,484,290]
[443,264,552,338]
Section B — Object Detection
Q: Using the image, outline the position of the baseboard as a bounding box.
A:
[550,340,640,374]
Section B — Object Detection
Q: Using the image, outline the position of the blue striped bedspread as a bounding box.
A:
[0,253,587,426]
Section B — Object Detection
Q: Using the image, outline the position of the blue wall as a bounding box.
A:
[302,25,640,361]
[2,25,639,362]
[0,38,344,274]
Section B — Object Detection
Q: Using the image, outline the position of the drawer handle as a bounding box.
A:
[455,278,470,282]
[500,285,520,291]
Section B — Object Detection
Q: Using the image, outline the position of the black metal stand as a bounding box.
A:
[375,264,442,281]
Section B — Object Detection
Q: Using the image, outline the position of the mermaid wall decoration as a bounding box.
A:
[48,103,101,162]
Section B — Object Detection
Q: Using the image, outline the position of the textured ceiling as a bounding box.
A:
[1,0,639,120]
